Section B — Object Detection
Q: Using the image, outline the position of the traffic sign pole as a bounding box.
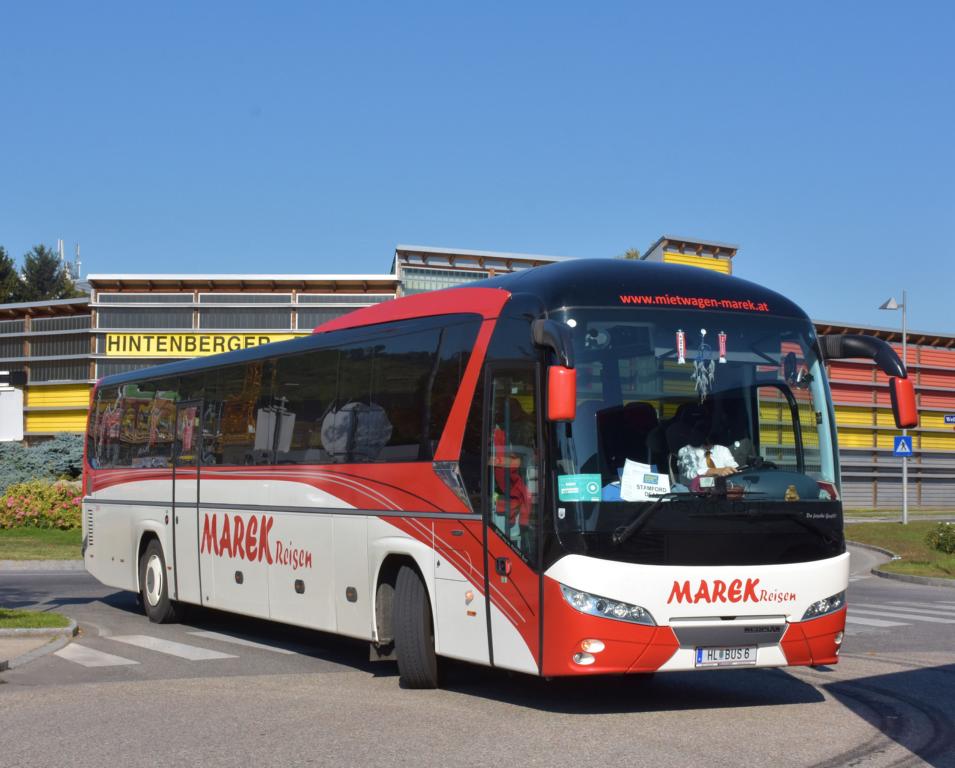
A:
[902,290,908,525]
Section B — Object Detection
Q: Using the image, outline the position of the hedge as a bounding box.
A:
[0,433,84,493]
[0,479,82,530]
[925,522,955,554]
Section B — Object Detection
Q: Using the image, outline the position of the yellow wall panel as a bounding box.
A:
[833,406,877,426]
[920,433,955,450]
[25,411,88,433]
[26,385,92,408]
[837,428,877,449]
[662,252,731,274]
[918,411,955,430]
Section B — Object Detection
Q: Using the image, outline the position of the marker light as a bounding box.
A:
[572,652,595,666]
[834,631,844,646]
[801,591,846,621]
[580,639,605,654]
[560,584,656,626]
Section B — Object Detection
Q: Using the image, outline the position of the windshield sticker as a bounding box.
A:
[621,460,672,501]
[619,294,770,312]
[558,474,602,502]
[691,329,716,400]
[676,329,686,364]
[718,331,727,363]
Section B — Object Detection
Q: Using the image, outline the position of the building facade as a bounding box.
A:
[1,239,952,508]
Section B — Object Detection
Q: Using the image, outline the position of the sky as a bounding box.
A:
[1,2,952,332]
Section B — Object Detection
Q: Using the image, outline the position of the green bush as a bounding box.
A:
[0,433,85,493]
[0,479,82,530]
[925,522,955,554]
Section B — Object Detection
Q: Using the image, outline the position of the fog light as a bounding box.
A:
[572,652,596,666]
[580,639,605,653]
[834,631,844,646]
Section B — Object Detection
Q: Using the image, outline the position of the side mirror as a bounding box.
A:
[820,333,918,430]
[889,376,918,429]
[547,366,576,422]
[532,319,574,369]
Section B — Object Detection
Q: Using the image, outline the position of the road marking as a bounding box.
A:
[55,644,139,668]
[188,630,296,655]
[848,608,955,624]
[845,615,908,627]
[109,635,237,661]
[876,602,955,617]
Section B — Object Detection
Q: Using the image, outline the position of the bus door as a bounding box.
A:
[172,400,202,605]
[484,367,542,675]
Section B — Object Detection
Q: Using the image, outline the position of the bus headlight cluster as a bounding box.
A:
[801,591,846,621]
[560,584,655,626]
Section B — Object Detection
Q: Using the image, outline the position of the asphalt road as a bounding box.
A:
[1,548,954,768]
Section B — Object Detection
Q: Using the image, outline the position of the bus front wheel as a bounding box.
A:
[139,539,178,624]
[394,565,439,689]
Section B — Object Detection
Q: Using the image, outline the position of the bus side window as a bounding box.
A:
[488,370,539,563]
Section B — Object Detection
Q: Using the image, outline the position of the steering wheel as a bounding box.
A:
[737,456,778,472]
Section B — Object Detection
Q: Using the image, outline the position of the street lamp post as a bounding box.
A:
[879,290,908,525]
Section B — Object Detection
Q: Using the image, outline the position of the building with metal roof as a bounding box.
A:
[1,237,952,509]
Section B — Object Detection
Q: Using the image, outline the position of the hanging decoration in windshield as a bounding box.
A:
[691,328,716,400]
[676,329,686,364]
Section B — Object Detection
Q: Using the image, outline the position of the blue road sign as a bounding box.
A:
[893,435,913,457]
[945,415,955,425]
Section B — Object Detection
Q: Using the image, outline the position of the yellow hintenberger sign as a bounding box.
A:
[104,333,303,357]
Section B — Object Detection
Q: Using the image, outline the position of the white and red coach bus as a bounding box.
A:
[82,259,917,687]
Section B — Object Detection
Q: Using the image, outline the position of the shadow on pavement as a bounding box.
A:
[438,663,825,714]
[823,664,955,768]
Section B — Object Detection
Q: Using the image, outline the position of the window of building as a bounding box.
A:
[97,308,193,329]
[97,293,193,304]
[399,268,488,296]
[198,307,291,330]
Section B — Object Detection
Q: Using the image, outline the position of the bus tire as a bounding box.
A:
[394,565,439,689]
[139,539,178,624]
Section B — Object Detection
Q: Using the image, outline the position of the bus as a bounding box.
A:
[82,259,917,687]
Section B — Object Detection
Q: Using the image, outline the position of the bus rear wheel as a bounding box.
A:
[139,539,178,624]
[394,565,439,689]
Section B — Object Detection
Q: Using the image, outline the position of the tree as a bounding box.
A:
[618,247,641,260]
[0,246,24,303]
[18,244,84,301]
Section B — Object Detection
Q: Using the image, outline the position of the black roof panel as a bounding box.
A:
[470,259,808,320]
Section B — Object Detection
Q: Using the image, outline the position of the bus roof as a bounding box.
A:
[471,258,808,320]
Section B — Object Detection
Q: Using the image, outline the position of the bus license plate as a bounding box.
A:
[695,645,757,668]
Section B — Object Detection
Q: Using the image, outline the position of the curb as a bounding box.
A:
[846,540,900,559]
[0,559,85,571]
[869,568,955,589]
[846,540,955,589]
[0,619,77,672]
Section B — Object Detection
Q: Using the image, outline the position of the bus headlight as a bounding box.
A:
[559,584,656,626]
[801,591,846,621]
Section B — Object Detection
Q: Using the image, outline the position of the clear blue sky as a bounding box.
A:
[1,2,952,332]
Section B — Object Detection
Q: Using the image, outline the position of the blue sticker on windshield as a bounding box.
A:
[558,474,602,502]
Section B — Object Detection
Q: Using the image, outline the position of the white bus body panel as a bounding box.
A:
[545,551,849,624]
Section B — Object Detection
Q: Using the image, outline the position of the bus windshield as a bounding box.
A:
[550,307,843,566]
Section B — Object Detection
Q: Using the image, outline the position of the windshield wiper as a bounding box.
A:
[612,492,697,545]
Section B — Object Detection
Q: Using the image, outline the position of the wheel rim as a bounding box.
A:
[144,553,163,607]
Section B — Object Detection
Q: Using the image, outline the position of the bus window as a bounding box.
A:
[489,369,539,563]
[272,348,339,464]
[204,362,273,465]
[90,385,121,468]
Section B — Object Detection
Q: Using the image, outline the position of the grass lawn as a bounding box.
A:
[0,608,70,629]
[845,521,955,580]
[0,528,82,560]
[845,508,955,519]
